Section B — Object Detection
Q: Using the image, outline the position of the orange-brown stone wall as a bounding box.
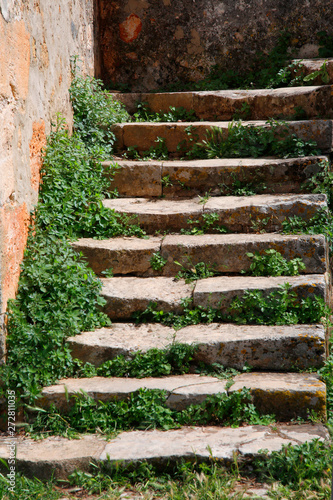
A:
[0,0,96,357]
[97,0,333,91]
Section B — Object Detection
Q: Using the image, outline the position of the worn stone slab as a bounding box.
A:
[103,194,327,234]
[101,277,193,319]
[39,371,326,419]
[0,424,328,479]
[114,85,333,120]
[191,86,333,121]
[68,322,326,371]
[71,236,163,276]
[231,372,326,420]
[177,323,326,371]
[161,233,328,275]
[39,375,229,412]
[0,434,106,480]
[67,323,175,366]
[292,59,333,86]
[112,120,333,154]
[103,197,203,233]
[193,274,328,310]
[103,160,162,197]
[203,193,327,233]
[100,424,328,465]
[161,156,329,197]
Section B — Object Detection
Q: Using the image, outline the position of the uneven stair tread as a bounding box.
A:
[67,322,327,371]
[100,274,328,319]
[0,424,328,479]
[111,85,333,121]
[105,156,329,197]
[38,372,326,420]
[292,58,333,85]
[103,193,327,233]
[72,233,328,276]
[112,119,333,153]
[193,273,328,310]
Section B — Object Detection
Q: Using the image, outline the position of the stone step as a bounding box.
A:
[72,233,328,277]
[106,156,329,198]
[67,323,327,371]
[111,85,333,121]
[103,194,327,234]
[0,424,328,479]
[38,372,326,421]
[292,59,333,86]
[100,274,328,320]
[112,120,333,154]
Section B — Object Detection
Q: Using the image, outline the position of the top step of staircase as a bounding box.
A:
[111,84,333,121]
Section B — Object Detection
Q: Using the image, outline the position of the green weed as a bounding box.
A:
[69,56,129,157]
[133,102,197,122]
[184,121,321,160]
[243,249,306,276]
[28,387,274,437]
[180,212,229,235]
[150,252,167,271]
[74,343,198,379]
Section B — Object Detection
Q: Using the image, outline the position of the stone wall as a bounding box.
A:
[0,0,96,359]
[97,0,333,91]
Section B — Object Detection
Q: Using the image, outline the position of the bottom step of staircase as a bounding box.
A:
[0,424,328,480]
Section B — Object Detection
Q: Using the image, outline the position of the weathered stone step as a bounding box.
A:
[106,156,329,198]
[72,233,328,277]
[112,85,333,121]
[100,274,327,320]
[0,424,328,479]
[292,59,333,86]
[103,194,327,234]
[67,323,326,371]
[39,372,326,421]
[193,274,328,311]
[112,120,333,154]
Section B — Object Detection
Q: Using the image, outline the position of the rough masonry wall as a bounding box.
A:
[97,0,333,91]
[0,0,96,359]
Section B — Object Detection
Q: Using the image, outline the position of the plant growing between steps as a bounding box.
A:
[132,102,198,122]
[182,121,321,160]
[133,288,329,331]
[28,387,275,438]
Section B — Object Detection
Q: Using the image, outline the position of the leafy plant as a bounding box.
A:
[185,121,321,160]
[69,56,129,157]
[175,260,216,283]
[2,235,110,401]
[75,343,198,379]
[133,102,198,122]
[254,440,332,490]
[244,249,306,276]
[150,252,167,271]
[180,212,229,235]
[28,387,275,438]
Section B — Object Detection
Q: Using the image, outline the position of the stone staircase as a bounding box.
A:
[1,59,333,480]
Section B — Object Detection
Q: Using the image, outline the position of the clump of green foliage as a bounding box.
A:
[175,260,216,283]
[180,212,229,235]
[132,102,198,122]
[75,343,197,379]
[124,136,169,160]
[28,387,274,438]
[150,252,167,271]
[69,56,129,157]
[0,67,143,404]
[182,121,321,160]
[133,285,328,330]
[244,249,306,277]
